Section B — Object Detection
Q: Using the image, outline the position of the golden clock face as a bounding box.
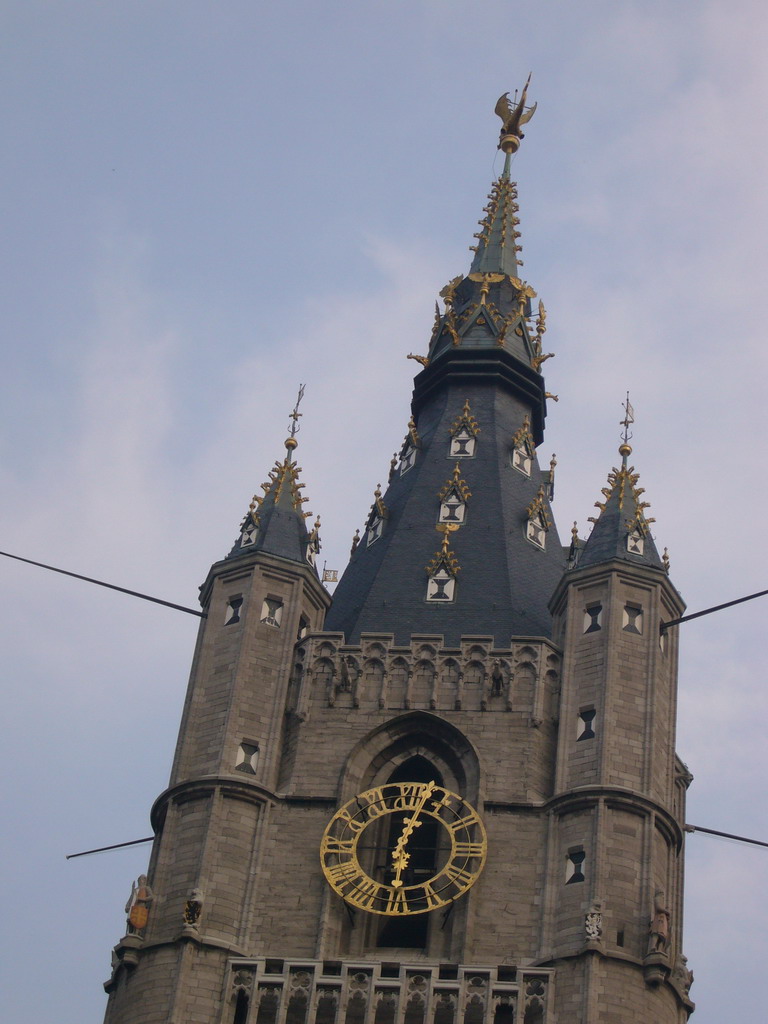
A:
[320,781,487,915]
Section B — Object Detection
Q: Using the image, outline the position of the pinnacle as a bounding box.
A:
[578,450,664,571]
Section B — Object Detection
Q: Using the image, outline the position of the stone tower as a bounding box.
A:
[102,95,694,1024]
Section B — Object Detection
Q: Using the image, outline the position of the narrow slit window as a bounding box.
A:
[577,709,596,741]
[225,596,244,625]
[565,848,585,884]
[583,604,602,633]
[622,604,643,634]
[236,741,259,774]
[261,597,283,628]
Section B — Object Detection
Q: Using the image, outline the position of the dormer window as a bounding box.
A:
[426,568,456,602]
[240,522,258,547]
[367,516,384,546]
[438,490,466,525]
[400,444,416,474]
[450,428,476,458]
[527,512,547,549]
[512,444,532,477]
[627,527,644,555]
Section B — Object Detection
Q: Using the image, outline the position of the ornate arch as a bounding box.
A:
[339,711,481,803]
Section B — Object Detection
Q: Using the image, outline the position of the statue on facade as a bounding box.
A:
[125,874,154,935]
[647,889,671,955]
[183,887,205,928]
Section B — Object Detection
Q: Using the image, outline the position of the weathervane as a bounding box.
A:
[620,392,634,460]
[495,73,537,158]
[288,384,306,440]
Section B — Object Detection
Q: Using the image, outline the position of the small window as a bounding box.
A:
[426,570,456,602]
[627,527,644,555]
[225,596,244,625]
[438,492,466,525]
[450,429,476,458]
[526,514,547,549]
[583,604,602,633]
[622,604,643,634]
[367,516,384,546]
[565,848,585,884]
[400,445,416,475]
[297,615,310,641]
[577,708,596,741]
[241,522,258,547]
[260,597,283,628]
[512,445,532,477]
[236,741,259,774]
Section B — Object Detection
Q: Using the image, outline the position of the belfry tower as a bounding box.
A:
[102,89,694,1024]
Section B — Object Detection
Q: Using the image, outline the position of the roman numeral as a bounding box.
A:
[320,836,355,857]
[443,863,475,888]
[452,841,484,859]
[448,811,481,833]
[383,887,409,915]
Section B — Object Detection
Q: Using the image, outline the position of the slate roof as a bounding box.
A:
[326,382,565,647]
[226,439,319,569]
[577,446,665,571]
[326,165,566,646]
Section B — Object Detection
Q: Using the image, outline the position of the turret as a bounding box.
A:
[103,396,330,1022]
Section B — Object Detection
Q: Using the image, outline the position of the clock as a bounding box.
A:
[320,781,487,915]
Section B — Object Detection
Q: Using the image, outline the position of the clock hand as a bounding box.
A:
[390,781,436,888]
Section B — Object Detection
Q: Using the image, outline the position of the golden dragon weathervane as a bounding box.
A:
[495,73,537,155]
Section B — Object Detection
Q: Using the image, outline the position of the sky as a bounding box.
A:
[2,2,767,1021]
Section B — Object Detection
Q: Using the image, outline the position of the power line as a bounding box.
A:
[660,587,768,633]
[0,549,205,618]
[66,836,154,860]
[685,824,768,850]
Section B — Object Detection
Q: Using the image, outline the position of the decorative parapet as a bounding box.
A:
[288,633,560,719]
[226,958,555,1024]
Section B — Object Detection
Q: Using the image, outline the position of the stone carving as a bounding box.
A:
[585,900,603,941]
[672,954,694,996]
[183,888,204,928]
[647,889,670,955]
[125,874,154,935]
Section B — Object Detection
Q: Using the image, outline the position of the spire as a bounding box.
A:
[227,386,319,570]
[578,397,664,571]
[416,78,553,442]
[468,176,523,277]
[326,89,566,647]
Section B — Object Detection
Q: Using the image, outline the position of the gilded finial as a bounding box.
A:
[495,74,537,163]
[350,529,360,556]
[663,547,670,573]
